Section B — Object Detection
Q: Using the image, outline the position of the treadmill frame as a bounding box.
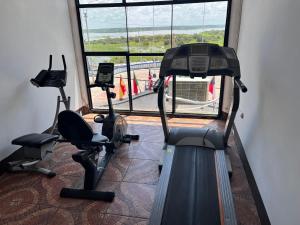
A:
[150,44,248,225]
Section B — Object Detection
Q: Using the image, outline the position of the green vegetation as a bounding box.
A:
[83,25,224,34]
[85,30,224,64]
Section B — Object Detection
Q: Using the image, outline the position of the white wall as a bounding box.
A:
[0,0,82,160]
[236,0,300,224]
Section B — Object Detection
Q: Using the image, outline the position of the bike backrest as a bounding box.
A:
[58,110,93,142]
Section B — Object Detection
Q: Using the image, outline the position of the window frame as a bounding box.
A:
[75,0,232,118]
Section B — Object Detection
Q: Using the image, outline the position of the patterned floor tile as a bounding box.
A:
[0,202,38,224]
[107,182,155,218]
[36,177,119,214]
[46,208,78,225]
[114,143,138,159]
[53,159,85,177]
[47,208,105,225]
[1,203,57,225]
[51,143,78,163]
[46,182,121,225]
[102,157,131,182]
[0,172,41,194]
[128,124,164,143]
[132,142,163,161]
[0,185,39,205]
[95,180,121,194]
[102,214,148,225]
[123,159,159,185]
[33,175,85,209]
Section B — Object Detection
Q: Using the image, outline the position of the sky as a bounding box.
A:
[80,1,228,29]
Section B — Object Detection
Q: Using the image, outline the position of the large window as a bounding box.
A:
[76,0,230,116]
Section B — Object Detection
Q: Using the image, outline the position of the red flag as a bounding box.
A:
[165,75,172,87]
[133,72,139,95]
[119,77,126,100]
[209,76,215,95]
[148,69,153,90]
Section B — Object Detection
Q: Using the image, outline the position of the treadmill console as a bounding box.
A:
[161,43,240,78]
[95,63,114,86]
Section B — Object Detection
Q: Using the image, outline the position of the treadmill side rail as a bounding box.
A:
[215,150,237,225]
[149,146,175,225]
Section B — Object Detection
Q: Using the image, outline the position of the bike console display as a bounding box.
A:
[95,63,114,86]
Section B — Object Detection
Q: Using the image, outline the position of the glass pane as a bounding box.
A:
[80,8,128,52]
[129,56,172,112]
[87,56,130,111]
[127,6,172,53]
[173,76,221,115]
[79,0,122,4]
[172,2,227,47]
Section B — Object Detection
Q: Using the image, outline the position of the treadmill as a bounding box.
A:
[149,43,247,225]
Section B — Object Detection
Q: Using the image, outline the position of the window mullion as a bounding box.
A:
[126,55,133,111]
[171,4,173,48]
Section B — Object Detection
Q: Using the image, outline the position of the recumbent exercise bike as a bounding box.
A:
[57,63,139,201]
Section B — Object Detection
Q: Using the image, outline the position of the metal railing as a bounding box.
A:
[88,61,161,77]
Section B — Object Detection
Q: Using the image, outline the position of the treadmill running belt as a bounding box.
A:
[161,146,220,225]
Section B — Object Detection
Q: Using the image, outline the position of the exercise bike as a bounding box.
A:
[89,63,139,148]
[56,63,138,201]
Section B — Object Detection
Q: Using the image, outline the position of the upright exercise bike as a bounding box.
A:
[89,63,139,148]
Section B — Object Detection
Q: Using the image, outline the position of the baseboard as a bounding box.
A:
[233,124,271,225]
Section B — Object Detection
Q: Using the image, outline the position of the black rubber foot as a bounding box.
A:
[94,115,105,123]
[122,137,131,144]
[124,134,139,141]
[60,188,115,202]
[130,135,140,141]
[47,172,56,178]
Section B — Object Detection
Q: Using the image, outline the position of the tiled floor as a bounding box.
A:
[0,115,261,225]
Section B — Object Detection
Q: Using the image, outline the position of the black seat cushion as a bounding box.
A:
[12,133,58,148]
[58,110,94,142]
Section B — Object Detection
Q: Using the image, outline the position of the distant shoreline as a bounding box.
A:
[83,25,224,34]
